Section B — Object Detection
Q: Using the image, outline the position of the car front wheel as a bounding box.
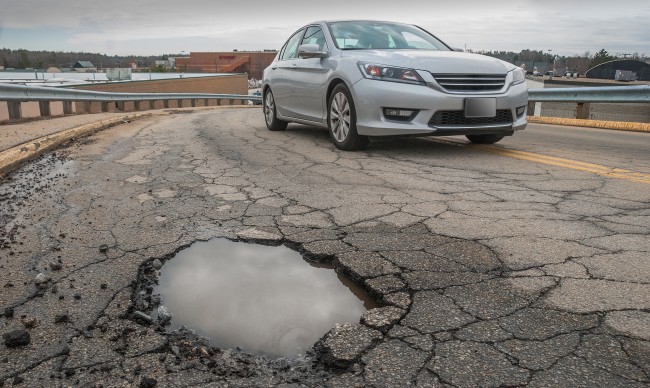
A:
[264,89,287,131]
[328,84,369,151]
[466,134,505,144]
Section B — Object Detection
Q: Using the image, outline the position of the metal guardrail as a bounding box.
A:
[0,83,261,103]
[1,83,648,122]
[528,85,649,103]
[0,83,262,121]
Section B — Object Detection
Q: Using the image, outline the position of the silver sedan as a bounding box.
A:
[262,20,528,150]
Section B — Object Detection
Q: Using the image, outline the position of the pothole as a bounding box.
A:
[145,238,378,358]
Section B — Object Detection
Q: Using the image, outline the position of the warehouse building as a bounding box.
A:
[175,51,277,79]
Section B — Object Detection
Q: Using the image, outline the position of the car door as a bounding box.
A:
[288,26,330,123]
[269,29,304,118]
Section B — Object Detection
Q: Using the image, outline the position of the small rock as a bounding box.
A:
[2,330,30,348]
[49,262,62,271]
[100,283,108,290]
[51,285,58,294]
[4,307,14,318]
[151,259,163,270]
[74,293,82,300]
[99,244,109,253]
[157,306,172,324]
[35,273,49,285]
[140,376,157,388]
[21,317,36,328]
[55,314,70,324]
[133,311,152,323]
[171,345,180,356]
[64,368,75,377]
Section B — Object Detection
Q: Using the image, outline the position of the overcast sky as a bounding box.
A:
[1,0,648,57]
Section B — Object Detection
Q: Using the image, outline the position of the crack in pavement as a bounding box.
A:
[1,109,648,386]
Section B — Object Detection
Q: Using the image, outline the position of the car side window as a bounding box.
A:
[301,26,327,51]
[280,30,304,61]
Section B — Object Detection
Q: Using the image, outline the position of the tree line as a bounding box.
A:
[2,47,647,74]
[468,49,646,74]
[0,48,178,71]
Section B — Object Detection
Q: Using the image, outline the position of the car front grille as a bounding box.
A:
[432,74,506,92]
[429,110,513,127]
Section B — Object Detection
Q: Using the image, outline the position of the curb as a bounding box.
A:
[0,112,155,177]
[527,116,650,133]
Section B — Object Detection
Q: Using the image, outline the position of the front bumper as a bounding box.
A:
[350,78,528,137]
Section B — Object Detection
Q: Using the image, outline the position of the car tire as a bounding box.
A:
[465,134,505,144]
[327,84,369,151]
[264,89,288,131]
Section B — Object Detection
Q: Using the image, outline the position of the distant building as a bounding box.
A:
[73,61,97,73]
[175,51,277,79]
[106,68,132,81]
[585,59,650,81]
[155,59,175,69]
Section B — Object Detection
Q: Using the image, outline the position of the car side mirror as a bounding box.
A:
[298,44,328,59]
[453,47,464,52]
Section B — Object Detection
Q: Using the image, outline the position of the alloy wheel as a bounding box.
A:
[264,92,275,127]
[329,92,350,143]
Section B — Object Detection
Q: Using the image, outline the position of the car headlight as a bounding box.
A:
[359,63,426,85]
[511,68,525,85]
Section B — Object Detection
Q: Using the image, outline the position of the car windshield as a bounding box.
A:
[328,21,450,51]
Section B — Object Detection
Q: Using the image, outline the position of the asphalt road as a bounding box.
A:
[1,108,649,387]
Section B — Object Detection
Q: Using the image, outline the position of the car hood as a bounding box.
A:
[343,50,514,75]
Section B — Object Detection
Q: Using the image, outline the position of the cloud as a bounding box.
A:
[1,0,648,56]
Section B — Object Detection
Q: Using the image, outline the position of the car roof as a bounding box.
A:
[307,20,414,26]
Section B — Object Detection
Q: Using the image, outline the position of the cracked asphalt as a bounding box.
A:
[1,108,649,387]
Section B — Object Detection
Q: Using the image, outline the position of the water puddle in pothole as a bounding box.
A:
[154,238,378,358]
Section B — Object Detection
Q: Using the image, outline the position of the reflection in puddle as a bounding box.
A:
[155,238,377,358]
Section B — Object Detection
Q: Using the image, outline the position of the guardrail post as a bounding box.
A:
[149,101,155,110]
[134,101,141,111]
[527,101,535,116]
[39,101,51,117]
[203,98,209,107]
[101,102,109,112]
[163,100,169,109]
[7,101,22,120]
[81,101,91,113]
[177,99,184,108]
[116,101,125,111]
[216,99,221,106]
[191,99,197,107]
[576,103,590,119]
[62,101,73,115]
[229,99,234,105]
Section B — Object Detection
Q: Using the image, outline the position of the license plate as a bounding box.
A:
[464,98,496,118]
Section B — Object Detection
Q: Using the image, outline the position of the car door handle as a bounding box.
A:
[271,65,277,70]
[290,64,297,70]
